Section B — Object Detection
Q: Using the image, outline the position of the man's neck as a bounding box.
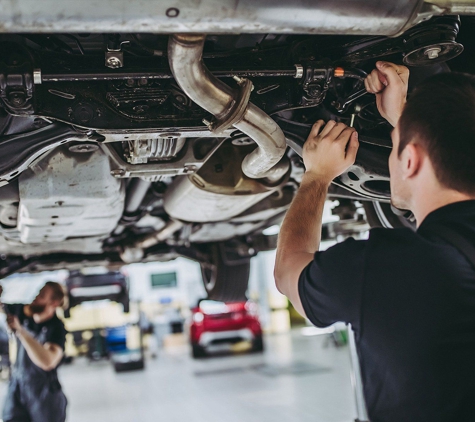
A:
[413,188,475,226]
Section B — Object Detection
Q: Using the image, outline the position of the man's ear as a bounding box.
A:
[401,143,423,179]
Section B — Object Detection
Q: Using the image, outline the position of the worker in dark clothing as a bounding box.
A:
[275,61,475,421]
[1,281,68,422]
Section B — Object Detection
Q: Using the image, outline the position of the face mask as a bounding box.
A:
[29,304,46,314]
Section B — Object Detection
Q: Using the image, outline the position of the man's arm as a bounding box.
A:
[7,315,63,371]
[274,120,359,315]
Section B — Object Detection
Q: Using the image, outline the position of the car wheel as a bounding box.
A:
[251,335,264,353]
[191,343,207,359]
[363,201,416,230]
[200,244,250,302]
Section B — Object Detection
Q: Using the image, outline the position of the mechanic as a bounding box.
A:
[274,60,475,421]
[1,281,68,422]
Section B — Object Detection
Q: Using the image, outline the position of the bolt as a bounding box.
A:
[424,47,442,60]
[111,169,126,177]
[331,100,341,109]
[139,78,148,86]
[10,94,25,106]
[183,165,197,174]
[126,79,135,87]
[106,57,122,69]
[202,119,213,129]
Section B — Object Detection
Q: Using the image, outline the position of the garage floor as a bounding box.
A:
[0,330,356,422]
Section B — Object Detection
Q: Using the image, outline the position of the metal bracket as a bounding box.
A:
[300,62,333,107]
[105,41,130,69]
[0,46,35,115]
[100,137,226,179]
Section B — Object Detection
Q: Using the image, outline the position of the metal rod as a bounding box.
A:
[40,69,297,83]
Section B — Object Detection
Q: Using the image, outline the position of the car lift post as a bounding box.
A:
[348,324,369,422]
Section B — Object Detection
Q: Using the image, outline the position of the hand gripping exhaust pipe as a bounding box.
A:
[168,34,289,180]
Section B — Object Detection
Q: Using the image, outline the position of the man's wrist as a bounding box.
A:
[15,326,26,339]
[386,100,406,127]
[302,171,332,188]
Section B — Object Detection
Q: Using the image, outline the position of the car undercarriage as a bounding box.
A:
[0,0,474,300]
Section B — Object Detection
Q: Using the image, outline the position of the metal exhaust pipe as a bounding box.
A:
[168,34,288,180]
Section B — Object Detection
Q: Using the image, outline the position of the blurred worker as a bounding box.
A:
[275,61,475,421]
[1,281,67,422]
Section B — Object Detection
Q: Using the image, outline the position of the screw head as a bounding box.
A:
[106,57,122,69]
[424,47,442,60]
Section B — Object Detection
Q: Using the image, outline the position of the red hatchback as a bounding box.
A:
[189,300,264,358]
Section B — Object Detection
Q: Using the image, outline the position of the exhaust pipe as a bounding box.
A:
[168,34,288,180]
[120,219,184,263]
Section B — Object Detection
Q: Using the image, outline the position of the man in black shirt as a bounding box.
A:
[274,61,475,421]
[1,281,67,422]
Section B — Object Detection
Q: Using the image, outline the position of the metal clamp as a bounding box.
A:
[203,77,254,134]
[105,41,130,69]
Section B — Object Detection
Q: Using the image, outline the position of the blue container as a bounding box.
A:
[105,326,127,352]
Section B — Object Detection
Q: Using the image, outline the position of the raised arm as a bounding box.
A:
[6,315,63,371]
[274,120,358,315]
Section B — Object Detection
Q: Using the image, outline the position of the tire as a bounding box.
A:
[191,343,207,359]
[114,359,145,372]
[200,244,250,302]
[251,335,264,353]
[363,201,416,230]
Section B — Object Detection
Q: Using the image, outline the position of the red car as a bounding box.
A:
[189,300,264,358]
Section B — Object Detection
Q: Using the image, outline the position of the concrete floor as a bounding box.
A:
[0,330,356,422]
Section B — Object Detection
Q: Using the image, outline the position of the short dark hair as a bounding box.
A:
[44,281,65,306]
[399,72,475,195]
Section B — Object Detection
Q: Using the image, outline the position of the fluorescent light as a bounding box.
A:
[70,285,121,297]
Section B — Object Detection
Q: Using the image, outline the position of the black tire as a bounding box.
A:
[200,244,250,302]
[113,359,145,372]
[191,343,207,359]
[251,335,264,353]
[363,202,416,230]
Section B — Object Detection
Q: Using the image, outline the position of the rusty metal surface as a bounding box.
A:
[0,0,438,36]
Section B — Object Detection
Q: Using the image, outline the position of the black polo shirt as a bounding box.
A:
[4,304,66,350]
[299,200,475,422]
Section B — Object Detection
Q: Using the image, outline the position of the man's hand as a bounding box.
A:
[364,61,409,127]
[303,120,359,184]
[6,314,21,333]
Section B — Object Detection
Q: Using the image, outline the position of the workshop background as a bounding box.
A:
[0,203,360,422]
